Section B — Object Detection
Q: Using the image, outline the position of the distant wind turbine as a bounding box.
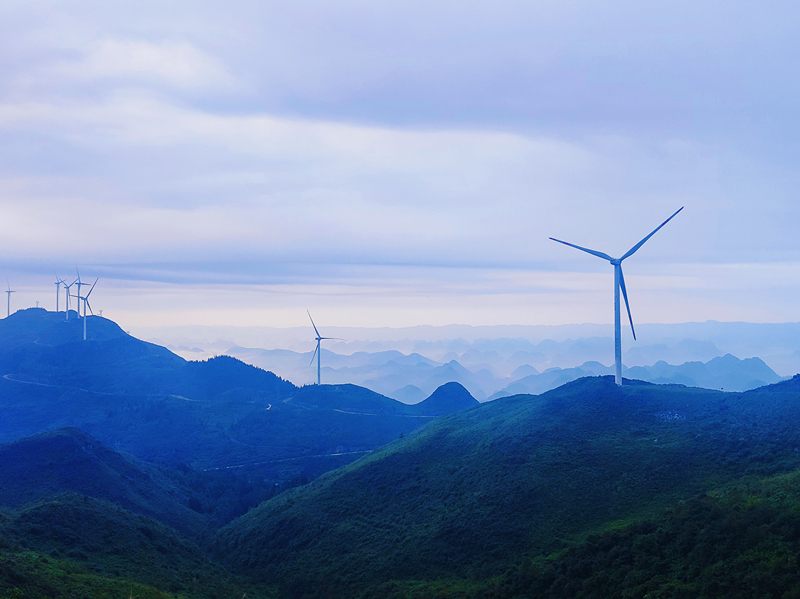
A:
[74,268,84,318]
[5,281,14,317]
[63,278,76,320]
[550,207,683,386]
[308,311,343,385]
[54,273,65,312]
[78,278,98,341]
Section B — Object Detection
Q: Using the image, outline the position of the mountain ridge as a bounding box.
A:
[213,375,800,597]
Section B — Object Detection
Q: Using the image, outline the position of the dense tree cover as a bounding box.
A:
[481,471,800,599]
[214,377,800,598]
[0,494,276,599]
[0,428,207,535]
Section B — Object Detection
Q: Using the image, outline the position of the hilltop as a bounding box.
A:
[213,376,800,597]
[412,381,479,416]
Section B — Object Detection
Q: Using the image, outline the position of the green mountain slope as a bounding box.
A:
[0,428,206,535]
[0,493,275,599]
[213,376,800,597]
[481,468,800,599]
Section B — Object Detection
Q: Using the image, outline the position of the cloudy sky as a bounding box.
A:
[1,0,798,329]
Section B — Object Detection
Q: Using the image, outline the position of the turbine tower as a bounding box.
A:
[550,207,683,386]
[308,311,342,385]
[78,278,98,341]
[5,281,14,318]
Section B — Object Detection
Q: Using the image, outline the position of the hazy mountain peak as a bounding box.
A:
[414,382,479,416]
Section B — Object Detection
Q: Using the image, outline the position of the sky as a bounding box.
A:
[1,1,798,330]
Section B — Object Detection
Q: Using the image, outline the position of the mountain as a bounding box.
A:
[213,376,800,597]
[627,353,782,391]
[489,362,611,398]
[0,493,266,599]
[0,428,205,535]
[0,307,127,351]
[390,384,425,403]
[283,383,418,415]
[489,468,800,599]
[751,373,800,393]
[412,381,479,416]
[490,354,783,399]
[0,309,478,485]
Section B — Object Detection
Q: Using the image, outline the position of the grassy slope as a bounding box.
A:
[213,376,800,597]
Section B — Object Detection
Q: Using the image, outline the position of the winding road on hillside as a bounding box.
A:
[2,373,205,401]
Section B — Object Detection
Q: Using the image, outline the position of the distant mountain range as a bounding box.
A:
[227,343,784,401]
[141,319,800,378]
[490,354,782,398]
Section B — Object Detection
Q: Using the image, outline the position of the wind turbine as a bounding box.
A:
[74,269,84,318]
[307,311,342,385]
[63,278,76,320]
[550,207,683,386]
[78,278,98,341]
[5,281,14,318]
[54,274,65,312]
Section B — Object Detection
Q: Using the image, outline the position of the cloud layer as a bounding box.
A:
[0,1,797,327]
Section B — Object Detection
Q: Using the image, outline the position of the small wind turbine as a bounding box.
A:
[78,278,98,341]
[5,281,15,317]
[54,274,65,312]
[74,269,84,318]
[63,279,76,320]
[307,311,342,385]
[550,207,683,386]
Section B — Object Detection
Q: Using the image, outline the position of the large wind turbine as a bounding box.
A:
[5,281,14,318]
[550,207,683,386]
[307,311,342,385]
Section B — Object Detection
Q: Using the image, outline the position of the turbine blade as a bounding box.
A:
[86,300,93,315]
[620,206,684,261]
[86,278,98,298]
[549,238,614,261]
[618,267,636,340]
[307,310,320,337]
[309,345,318,366]
[319,337,344,341]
